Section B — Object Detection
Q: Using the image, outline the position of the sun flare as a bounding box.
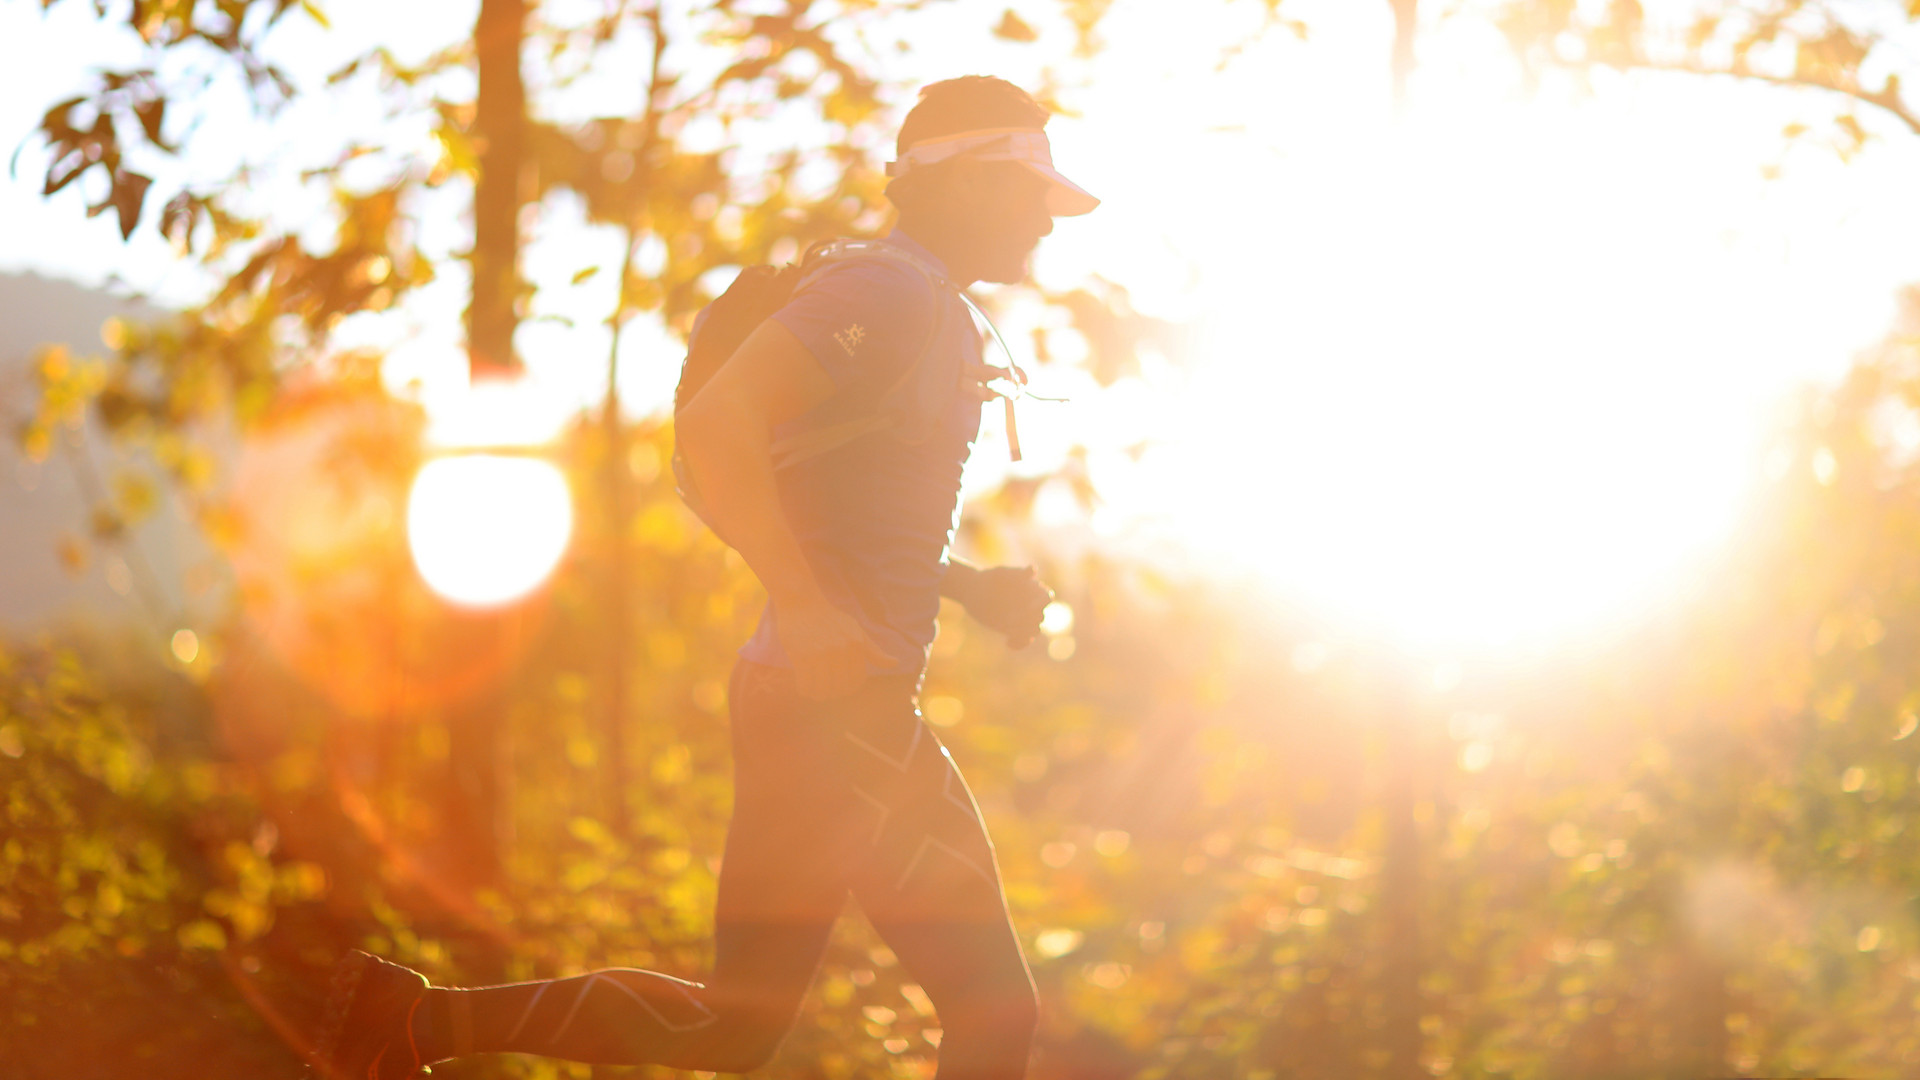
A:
[407,455,575,608]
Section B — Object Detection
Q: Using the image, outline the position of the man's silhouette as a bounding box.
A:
[315,75,1097,1080]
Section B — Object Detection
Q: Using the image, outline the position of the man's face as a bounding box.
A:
[963,162,1055,285]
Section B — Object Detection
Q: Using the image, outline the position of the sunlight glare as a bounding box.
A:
[996,1,1920,656]
[1061,83,1830,650]
[408,455,574,607]
[421,373,577,449]
[1156,105,1762,649]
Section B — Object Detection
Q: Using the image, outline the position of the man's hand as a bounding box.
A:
[776,596,894,700]
[952,565,1053,649]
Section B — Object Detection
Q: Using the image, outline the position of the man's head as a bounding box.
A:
[886,77,1098,285]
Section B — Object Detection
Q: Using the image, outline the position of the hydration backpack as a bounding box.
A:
[671,239,958,528]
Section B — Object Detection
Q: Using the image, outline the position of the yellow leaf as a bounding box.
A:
[992,9,1039,43]
[56,535,87,576]
[177,919,227,951]
[21,423,52,463]
[113,471,158,525]
[276,863,329,901]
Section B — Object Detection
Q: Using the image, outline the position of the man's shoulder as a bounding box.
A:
[798,250,944,315]
[771,250,956,382]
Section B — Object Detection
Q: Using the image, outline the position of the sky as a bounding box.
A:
[7,0,1920,655]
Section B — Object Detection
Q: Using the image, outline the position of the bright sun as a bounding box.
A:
[1165,109,1759,650]
[1039,43,1904,654]
[408,454,574,608]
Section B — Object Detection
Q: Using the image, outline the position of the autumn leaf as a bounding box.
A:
[993,9,1040,43]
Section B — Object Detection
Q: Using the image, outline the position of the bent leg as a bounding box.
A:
[835,687,1038,1079]
[417,661,863,1072]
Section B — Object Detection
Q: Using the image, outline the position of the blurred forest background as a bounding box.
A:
[8,1,1920,1078]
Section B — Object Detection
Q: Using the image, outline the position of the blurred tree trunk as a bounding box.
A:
[1382,12,1423,1072]
[469,0,528,377]
[446,0,529,903]
[1674,945,1730,1076]
[597,7,667,842]
[600,231,637,839]
[1380,664,1423,1080]
[444,620,513,888]
[1381,12,1422,1073]
[1390,0,1417,111]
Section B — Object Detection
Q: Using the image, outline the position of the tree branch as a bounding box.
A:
[1619,57,1920,138]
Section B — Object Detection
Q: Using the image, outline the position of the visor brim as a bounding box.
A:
[1018,161,1100,217]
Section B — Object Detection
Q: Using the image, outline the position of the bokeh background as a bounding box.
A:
[7,1,1920,1077]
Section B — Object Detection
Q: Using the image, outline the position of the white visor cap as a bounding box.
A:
[886,127,1100,217]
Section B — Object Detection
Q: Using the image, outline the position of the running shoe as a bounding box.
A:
[312,949,432,1080]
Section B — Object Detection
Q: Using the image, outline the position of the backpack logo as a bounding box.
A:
[834,323,867,356]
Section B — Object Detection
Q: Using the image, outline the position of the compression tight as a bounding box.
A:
[414,660,1038,1078]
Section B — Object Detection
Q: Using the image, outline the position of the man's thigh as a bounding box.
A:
[716,665,1032,1020]
[833,691,1034,1014]
[710,662,870,1019]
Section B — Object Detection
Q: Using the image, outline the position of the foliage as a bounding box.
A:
[0,641,332,1077]
[19,0,1052,570]
[1494,0,1920,144]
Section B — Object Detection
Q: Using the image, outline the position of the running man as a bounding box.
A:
[315,75,1098,1080]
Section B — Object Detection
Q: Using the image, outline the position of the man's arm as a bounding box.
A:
[940,557,1052,650]
[677,318,889,699]
[939,557,982,606]
[936,359,1054,648]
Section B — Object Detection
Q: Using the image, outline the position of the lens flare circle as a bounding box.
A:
[407,455,573,607]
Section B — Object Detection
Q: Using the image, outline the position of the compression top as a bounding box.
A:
[736,228,985,676]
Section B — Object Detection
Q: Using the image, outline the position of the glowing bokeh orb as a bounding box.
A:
[407,455,573,607]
